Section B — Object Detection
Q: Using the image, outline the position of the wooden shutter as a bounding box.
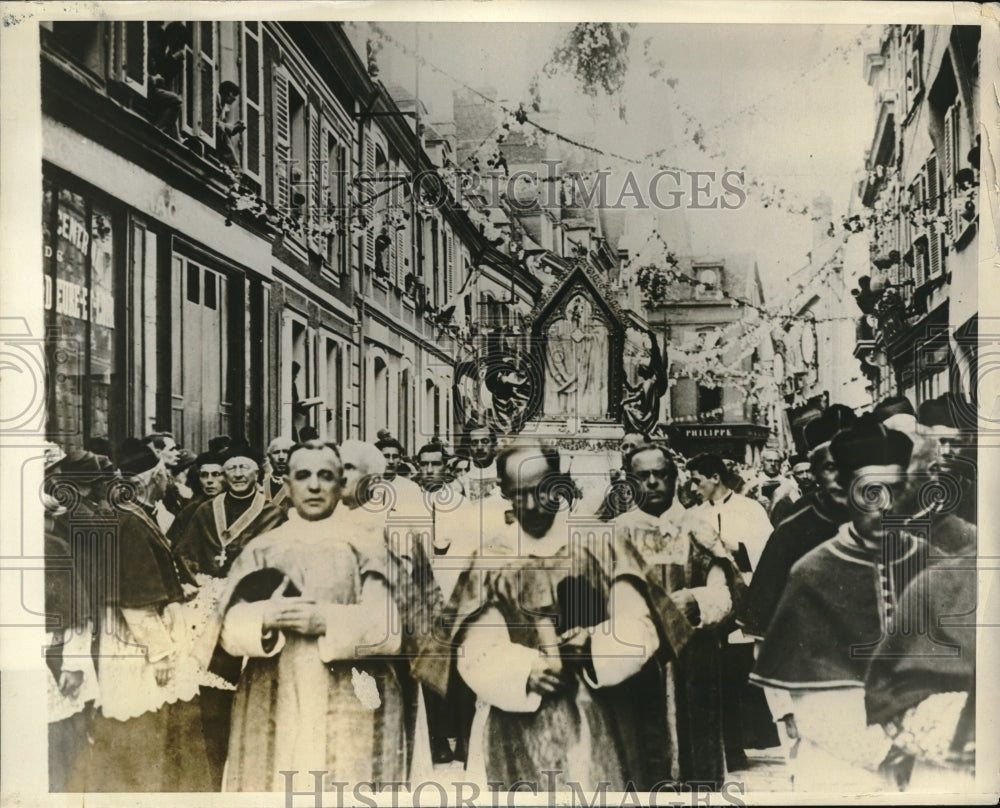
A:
[272,63,290,211]
[903,29,915,109]
[196,22,216,147]
[942,105,954,228]
[364,130,375,270]
[944,102,963,239]
[909,35,922,98]
[307,102,322,249]
[924,154,939,279]
[445,228,455,299]
[396,223,406,288]
[928,227,942,278]
[390,180,401,288]
[182,25,196,136]
[241,22,263,182]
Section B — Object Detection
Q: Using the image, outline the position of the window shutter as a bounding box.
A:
[307,102,322,249]
[926,153,939,215]
[241,22,263,182]
[945,102,963,239]
[445,228,455,299]
[364,131,375,270]
[914,239,927,285]
[910,35,922,98]
[394,222,405,288]
[196,22,216,147]
[272,63,290,211]
[929,224,942,278]
[942,106,954,209]
[182,25,196,136]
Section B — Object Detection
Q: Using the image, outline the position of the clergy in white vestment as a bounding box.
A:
[218,440,406,792]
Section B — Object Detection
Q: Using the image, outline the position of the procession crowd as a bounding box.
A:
[41,393,976,795]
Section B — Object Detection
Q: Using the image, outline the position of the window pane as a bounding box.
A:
[125,22,145,84]
[200,22,214,58]
[187,263,200,303]
[200,58,216,140]
[218,22,239,86]
[184,47,196,131]
[244,29,260,105]
[246,110,260,175]
[52,189,90,444]
[43,176,54,316]
[203,268,217,309]
[88,207,117,442]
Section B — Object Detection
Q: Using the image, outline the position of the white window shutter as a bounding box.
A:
[241,23,263,182]
[947,102,963,239]
[196,23,217,148]
[942,105,955,237]
[272,64,290,211]
[306,102,322,249]
[364,131,375,269]
[445,228,455,299]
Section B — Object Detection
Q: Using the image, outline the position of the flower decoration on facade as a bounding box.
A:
[634,255,680,306]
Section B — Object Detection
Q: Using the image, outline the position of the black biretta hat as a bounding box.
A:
[829,415,913,477]
[803,404,858,450]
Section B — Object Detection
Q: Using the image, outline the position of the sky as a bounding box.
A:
[360,21,882,303]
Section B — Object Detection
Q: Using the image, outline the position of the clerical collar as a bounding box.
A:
[710,491,734,507]
[227,488,257,501]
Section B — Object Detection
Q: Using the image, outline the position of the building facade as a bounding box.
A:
[853,24,980,406]
[641,253,777,463]
[40,20,536,455]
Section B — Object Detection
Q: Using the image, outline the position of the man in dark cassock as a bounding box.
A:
[744,403,856,761]
[615,443,743,786]
[917,393,977,525]
[43,454,101,792]
[865,519,976,791]
[750,417,926,792]
[173,440,285,578]
[425,444,694,791]
[45,449,119,620]
[745,404,857,639]
[171,438,286,788]
[263,435,295,509]
[80,438,212,792]
[167,450,226,547]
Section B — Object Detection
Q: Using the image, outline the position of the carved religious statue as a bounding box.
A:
[543,295,609,419]
[621,328,667,434]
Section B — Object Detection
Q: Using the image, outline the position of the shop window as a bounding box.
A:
[43,177,121,449]
[130,220,158,435]
[697,384,723,423]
